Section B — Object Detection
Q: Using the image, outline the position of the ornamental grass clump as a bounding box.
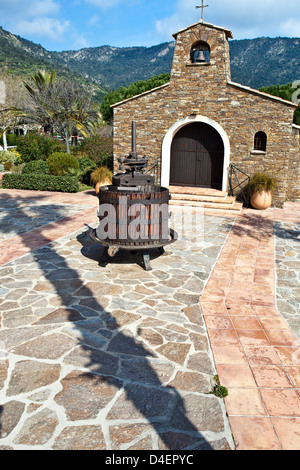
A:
[249,172,277,210]
[249,172,277,195]
[90,167,112,186]
[90,166,112,193]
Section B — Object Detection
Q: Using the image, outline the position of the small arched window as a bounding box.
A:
[254,132,267,152]
[190,41,210,64]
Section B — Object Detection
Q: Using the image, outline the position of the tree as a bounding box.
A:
[0,71,30,150]
[259,82,300,126]
[100,73,170,123]
[24,71,98,153]
[23,70,56,132]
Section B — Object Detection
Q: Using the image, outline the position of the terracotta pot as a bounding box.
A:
[95,178,112,194]
[250,190,272,210]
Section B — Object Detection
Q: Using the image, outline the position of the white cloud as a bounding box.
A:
[12,17,71,42]
[85,0,122,8]
[73,33,90,49]
[155,0,300,41]
[0,0,60,21]
[156,0,197,40]
[279,19,300,37]
[85,0,139,9]
[0,0,72,43]
[88,15,100,27]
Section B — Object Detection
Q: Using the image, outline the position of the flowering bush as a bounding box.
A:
[74,136,113,169]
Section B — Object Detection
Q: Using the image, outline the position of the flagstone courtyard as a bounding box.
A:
[0,189,299,450]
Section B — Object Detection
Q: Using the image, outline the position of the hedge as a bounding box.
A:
[2,173,79,193]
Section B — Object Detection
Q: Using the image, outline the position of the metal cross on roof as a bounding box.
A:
[196,1,209,21]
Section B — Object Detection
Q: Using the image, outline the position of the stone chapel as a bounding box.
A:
[112,20,300,206]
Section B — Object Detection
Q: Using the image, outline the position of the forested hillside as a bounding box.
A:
[229,37,300,90]
[0,25,300,95]
[0,27,106,101]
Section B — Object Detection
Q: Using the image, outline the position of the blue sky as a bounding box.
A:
[0,0,299,52]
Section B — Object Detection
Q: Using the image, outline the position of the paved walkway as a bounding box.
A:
[0,189,299,450]
[201,202,300,450]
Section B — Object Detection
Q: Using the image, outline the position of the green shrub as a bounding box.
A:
[2,173,79,192]
[80,167,96,185]
[0,133,18,147]
[22,160,50,175]
[76,156,97,185]
[4,161,12,171]
[77,156,96,171]
[73,136,113,169]
[47,152,80,176]
[0,150,19,165]
[16,132,66,163]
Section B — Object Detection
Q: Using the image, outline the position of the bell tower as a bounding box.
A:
[170,20,233,84]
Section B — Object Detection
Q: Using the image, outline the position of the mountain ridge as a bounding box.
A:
[0,25,300,95]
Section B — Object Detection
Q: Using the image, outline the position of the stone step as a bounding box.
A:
[170,198,244,214]
[168,186,228,198]
[169,199,242,210]
[168,186,243,214]
[232,201,244,211]
[170,193,236,204]
[170,200,229,208]
[204,209,240,217]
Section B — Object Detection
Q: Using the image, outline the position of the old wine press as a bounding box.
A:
[90,122,177,271]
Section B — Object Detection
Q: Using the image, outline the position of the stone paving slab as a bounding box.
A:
[0,190,235,450]
[0,189,299,451]
[0,189,97,239]
[274,219,300,340]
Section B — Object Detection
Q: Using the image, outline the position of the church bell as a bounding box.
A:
[196,50,206,63]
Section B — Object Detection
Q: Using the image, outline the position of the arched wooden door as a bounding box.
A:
[170,122,224,189]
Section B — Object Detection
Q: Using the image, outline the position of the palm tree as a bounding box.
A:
[24,71,97,153]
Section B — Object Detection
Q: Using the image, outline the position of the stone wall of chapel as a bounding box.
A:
[113,23,299,206]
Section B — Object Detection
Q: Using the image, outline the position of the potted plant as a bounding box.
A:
[90,167,112,194]
[249,172,277,210]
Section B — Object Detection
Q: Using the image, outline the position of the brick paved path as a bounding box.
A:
[202,203,300,450]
